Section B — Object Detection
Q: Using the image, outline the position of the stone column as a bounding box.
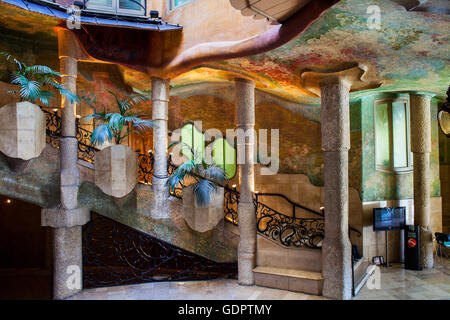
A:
[151,77,170,219]
[59,54,78,210]
[235,78,257,285]
[41,29,89,300]
[320,78,352,300]
[410,93,434,269]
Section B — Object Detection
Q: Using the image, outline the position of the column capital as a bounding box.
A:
[409,91,436,99]
[151,77,170,103]
[319,76,351,90]
[233,77,255,87]
[301,65,382,97]
[57,28,89,61]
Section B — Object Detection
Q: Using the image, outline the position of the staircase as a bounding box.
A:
[1,109,366,294]
[253,235,323,295]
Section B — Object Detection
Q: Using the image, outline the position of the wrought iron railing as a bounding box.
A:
[224,187,239,225]
[83,212,237,288]
[137,153,154,185]
[255,200,324,249]
[44,109,61,149]
[43,110,366,249]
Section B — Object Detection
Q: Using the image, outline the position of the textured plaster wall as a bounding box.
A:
[0,142,238,262]
[355,93,441,202]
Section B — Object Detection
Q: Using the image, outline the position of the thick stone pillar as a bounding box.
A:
[41,29,89,300]
[235,78,256,285]
[59,55,79,210]
[410,94,434,269]
[151,77,170,219]
[320,78,352,300]
[301,65,380,300]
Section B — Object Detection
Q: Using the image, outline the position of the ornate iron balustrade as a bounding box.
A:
[83,213,237,288]
[44,109,98,163]
[137,153,154,185]
[255,200,325,249]
[42,109,351,250]
[224,186,239,225]
[75,119,98,163]
[44,109,61,149]
[43,109,176,185]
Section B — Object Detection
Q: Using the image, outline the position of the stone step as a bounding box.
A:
[253,266,323,295]
[256,235,322,272]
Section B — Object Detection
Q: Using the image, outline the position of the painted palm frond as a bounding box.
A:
[1,52,78,106]
[167,141,227,207]
[85,90,153,146]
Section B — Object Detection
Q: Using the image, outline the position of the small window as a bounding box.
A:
[180,123,236,179]
[212,138,237,179]
[86,0,146,16]
[374,98,412,173]
[169,0,194,10]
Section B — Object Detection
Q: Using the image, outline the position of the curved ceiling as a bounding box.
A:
[0,0,448,106]
[171,0,449,103]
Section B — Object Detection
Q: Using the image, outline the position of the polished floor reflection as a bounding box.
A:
[354,260,450,300]
[69,260,450,300]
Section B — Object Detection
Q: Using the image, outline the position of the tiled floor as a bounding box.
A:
[68,260,450,300]
[354,261,450,300]
[69,279,327,300]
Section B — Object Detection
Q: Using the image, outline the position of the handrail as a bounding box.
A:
[255,192,361,237]
[43,109,359,247]
[255,192,324,217]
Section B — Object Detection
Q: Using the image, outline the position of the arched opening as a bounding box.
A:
[0,195,53,299]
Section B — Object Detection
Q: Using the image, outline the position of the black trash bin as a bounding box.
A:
[404,225,422,271]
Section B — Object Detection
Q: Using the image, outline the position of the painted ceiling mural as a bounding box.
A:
[0,0,448,200]
[0,0,448,105]
[189,0,449,104]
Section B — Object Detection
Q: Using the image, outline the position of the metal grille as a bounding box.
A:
[83,213,237,288]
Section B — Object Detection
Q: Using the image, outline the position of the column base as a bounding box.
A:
[151,176,170,219]
[41,207,89,300]
[238,251,255,286]
[420,226,434,269]
[53,226,83,299]
[322,236,352,300]
[237,202,256,286]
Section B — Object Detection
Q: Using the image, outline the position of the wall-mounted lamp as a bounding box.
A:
[5,199,12,204]
[438,86,450,138]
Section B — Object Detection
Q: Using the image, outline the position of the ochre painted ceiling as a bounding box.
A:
[0,0,448,105]
[170,0,449,103]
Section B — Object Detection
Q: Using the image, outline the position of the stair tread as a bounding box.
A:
[253,266,323,280]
